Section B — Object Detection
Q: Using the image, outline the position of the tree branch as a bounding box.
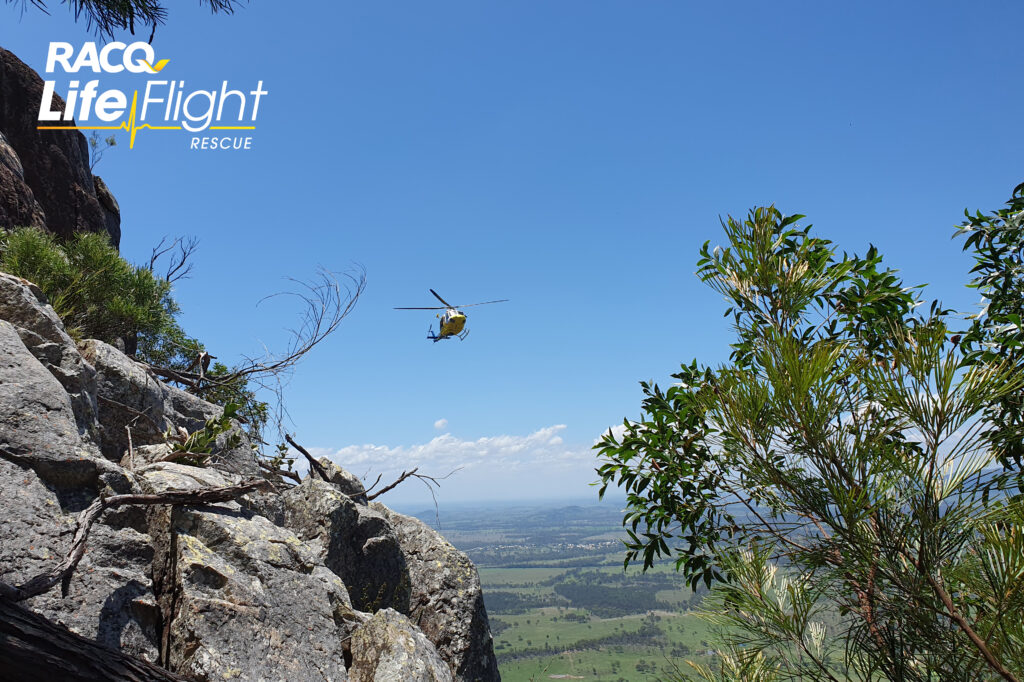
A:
[922,569,1020,682]
[284,434,329,482]
[366,468,460,502]
[0,596,191,681]
[0,478,271,603]
[366,468,419,501]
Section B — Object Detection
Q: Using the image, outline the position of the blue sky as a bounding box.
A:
[3,2,1022,507]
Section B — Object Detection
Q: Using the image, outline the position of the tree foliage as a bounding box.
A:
[597,199,1024,681]
[0,226,269,442]
[958,182,1024,473]
[1,227,176,345]
[8,0,246,37]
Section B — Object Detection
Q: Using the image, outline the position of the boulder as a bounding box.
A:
[0,457,161,663]
[0,272,100,438]
[0,319,103,486]
[349,609,453,682]
[283,477,410,614]
[318,457,369,504]
[0,270,70,345]
[0,47,119,246]
[142,463,359,681]
[80,339,260,477]
[373,505,500,682]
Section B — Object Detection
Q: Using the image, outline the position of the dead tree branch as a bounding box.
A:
[284,434,330,482]
[146,236,198,283]
[366,468,419,501]
[97,395,166,433]
[0,479,271,603]
[362,473,383,494]
[0,597,191,681]
[366,467,460,502]
[193,267,365,393]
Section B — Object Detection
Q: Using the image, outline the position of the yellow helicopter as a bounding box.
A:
[395,289,508,342]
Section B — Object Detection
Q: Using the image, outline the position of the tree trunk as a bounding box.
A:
[0,597,190,681]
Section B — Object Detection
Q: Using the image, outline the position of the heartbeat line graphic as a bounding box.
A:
[37,90,256,148]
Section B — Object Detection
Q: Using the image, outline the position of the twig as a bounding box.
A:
[362,473,383,494]
[284,434,330,482]
[367,468,419,501]
[125,425,135,470]
[155,450,208,464]
[0,478,271,603]
[97,395,165,433]
[366,467,461,504]
[257,459,300,484]
[146,235,198,283]
[192,268,366,394]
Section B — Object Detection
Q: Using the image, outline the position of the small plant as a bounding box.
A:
[162,403,243,466]
[88,131,116,172]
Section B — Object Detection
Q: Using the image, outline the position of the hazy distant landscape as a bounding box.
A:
[402,501,715,682]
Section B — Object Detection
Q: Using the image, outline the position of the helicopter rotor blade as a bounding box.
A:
[454,299,510,308]
[394,306,448,310]
[429,289,455,307]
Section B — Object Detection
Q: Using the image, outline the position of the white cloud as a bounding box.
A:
[304,425,602,505]
[593,422,630,445]
[433,418,448,430]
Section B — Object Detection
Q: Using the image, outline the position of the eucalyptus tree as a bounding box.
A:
[597,194,1024,681]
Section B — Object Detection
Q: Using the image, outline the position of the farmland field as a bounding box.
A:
[403,500,715,682]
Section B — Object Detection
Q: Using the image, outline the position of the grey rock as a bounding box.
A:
[317,457,369,504]
[81,339,259,478]
[283,477,410,614]
[82,338,196,458]
[141,463,357,681]
[349,609,453,682]
[0,129,26,181]
[0,319,103,486]
[0,457,160,662]
[374,505,500,682]
[0,271,69,345]
[0,272,100,437]
[119,443,174,469]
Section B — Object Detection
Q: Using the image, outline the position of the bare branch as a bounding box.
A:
[367,467,460,502]
[146,236,198,283]
[0,478,271,603]
[97,394,166,433]
[284,434,330,482]
[366,468,419,501]
[362,473,383,494]
[125,425,135,470]
[201,267,366,392]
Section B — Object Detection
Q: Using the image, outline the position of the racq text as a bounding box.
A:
[191,136,253,150]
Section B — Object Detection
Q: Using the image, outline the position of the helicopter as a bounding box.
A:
[395,289,508,342]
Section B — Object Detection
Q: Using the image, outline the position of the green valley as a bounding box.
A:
[405,501,715,682]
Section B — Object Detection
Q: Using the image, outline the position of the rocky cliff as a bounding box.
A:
[0,270,501,681]
[0,46,500,682]
[0,46,120,247]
